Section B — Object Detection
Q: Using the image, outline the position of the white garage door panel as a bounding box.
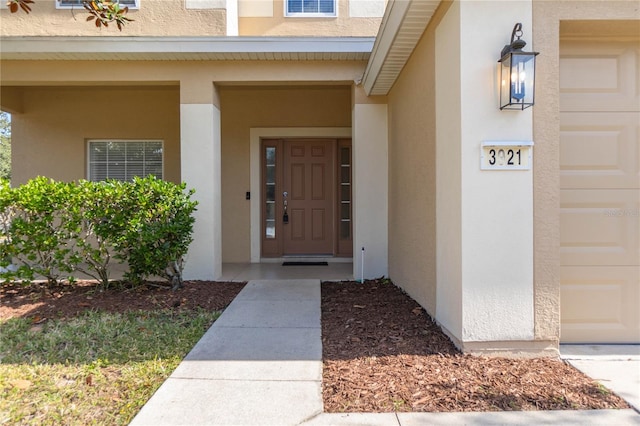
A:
[560,41,639,112]
[561,266,640,343]
[560,38,640,344]
[560,189,639,266]
[560,112,639,189]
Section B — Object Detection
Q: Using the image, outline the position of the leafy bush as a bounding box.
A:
[115,177,197,290]
[0,180,16,274]
[71,179,129,288]
[0,177,80,285]
[0,177,197,289]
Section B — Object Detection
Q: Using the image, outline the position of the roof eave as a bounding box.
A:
[361,0,441,96]
[0,36,376,61]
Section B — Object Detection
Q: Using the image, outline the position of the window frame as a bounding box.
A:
[86,139,164,182]
[56,0,139,10]
[284,0,337,18]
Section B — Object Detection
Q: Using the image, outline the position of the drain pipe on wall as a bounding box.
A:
[361,246,365,283]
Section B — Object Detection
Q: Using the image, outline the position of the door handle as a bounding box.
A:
[283,191,289,224]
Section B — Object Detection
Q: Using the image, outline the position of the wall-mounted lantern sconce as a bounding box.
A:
[499,23,539,110]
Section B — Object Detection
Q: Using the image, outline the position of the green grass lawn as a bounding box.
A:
[0,309,220,425]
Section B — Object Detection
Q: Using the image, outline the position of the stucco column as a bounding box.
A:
[180,80,222,280]
[352,85,388,279]
[435,0,541,354]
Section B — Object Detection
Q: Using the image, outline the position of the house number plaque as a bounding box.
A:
[480,141,534,170]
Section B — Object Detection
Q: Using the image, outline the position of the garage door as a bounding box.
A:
[559,40,640,343]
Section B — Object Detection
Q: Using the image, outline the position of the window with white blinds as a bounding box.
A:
[88,140,163,182]
[285,0,336,16]
[56,0,138,9]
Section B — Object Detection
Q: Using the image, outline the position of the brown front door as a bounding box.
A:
[283,139,335,255]
[261,138,351,258]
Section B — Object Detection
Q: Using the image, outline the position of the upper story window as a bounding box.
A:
[285,0,336,17]
[56,0,139,9]
[88,140,163,182]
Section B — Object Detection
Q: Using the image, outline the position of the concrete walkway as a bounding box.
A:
[131,279,323,425]
[131,279,640,425]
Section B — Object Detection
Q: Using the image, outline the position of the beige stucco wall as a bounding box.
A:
[457,0,535,346]
[10,85,180,185]
[531,0,640,342]
[181,98,222,280]
[219,85,352,262]
[433,0,463,342]
[0,0,226,36]
[352,91,389,279]
[390,0,539,352]
[0,86,23,113]
[0,0,383,37]
[239,0,381,36]
[387,2,450,317]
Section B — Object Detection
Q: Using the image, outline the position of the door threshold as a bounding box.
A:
[260,257,352,264]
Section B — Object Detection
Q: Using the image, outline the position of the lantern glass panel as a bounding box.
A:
[500,52,537,110]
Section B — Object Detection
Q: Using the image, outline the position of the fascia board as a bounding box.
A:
[0,36,375,57]
[361,0,412,95]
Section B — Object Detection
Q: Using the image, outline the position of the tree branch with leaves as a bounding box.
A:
[7,0,133,30]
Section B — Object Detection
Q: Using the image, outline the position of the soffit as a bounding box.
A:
[0,37,374,61]
[362,0,441,96]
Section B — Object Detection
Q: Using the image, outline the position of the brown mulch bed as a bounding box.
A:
[321,279,629,413]
[0,280,245,320]
[1,278,629,413]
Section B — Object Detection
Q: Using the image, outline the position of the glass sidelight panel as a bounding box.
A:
[339,146,351,240]
[340,222,351,240]
[265,146,277,239]
[340,146,350,164]
[265,202,275,239]
[340,203,350,220]
[340,164,351,183]
[266,184,275,201]
[340,184,350,202]
[266,163,276,182]
[266,146,276,165]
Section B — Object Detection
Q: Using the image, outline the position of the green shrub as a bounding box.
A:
[0,179,15,274]
[71,180,129,288]
[0,177,197,289]
[116,176,197,290]
[0,177,80,285]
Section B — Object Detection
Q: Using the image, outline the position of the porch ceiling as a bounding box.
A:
[0,36,374,61]
[362,0,441,96]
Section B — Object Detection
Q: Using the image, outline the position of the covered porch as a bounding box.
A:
[0,36,389,282]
